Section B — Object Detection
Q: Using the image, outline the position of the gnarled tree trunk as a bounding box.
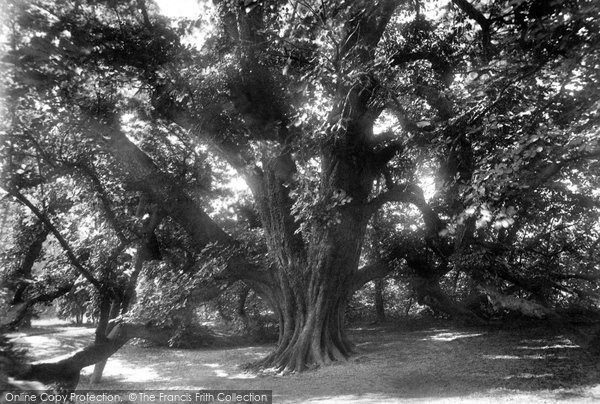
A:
[406,255,485,325]
[256,226,366,372]
[411,275,485,325]
[248,138,374,372]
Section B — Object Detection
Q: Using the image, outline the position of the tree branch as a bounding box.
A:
[338,0,401,63]
[2,283,74,331]
[533,147,600,185]
[69,162,129,245]
[350,261,393,293]
[95,122,273,289]
[452,0,490,30]
[8,190,102,290]
[549,273,600,283]
[368,183,445,234]
[452,0,491,50]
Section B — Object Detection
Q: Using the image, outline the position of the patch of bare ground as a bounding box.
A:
[8,320,600,403]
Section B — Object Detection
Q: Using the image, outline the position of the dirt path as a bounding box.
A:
[8,322,600,403]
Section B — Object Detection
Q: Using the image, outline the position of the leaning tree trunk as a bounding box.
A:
[91,297,122,384]
[15,320,174,389]
[4,223,51,330]
[411,275,485,325]
[405,253,485,325]
[2,284,73,332]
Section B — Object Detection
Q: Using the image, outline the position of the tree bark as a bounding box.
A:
[91,298,122,384]
[374,279,386,323]
[3,221,51,330]
[589,328,600,355]
[249,154,373,372]
[2,284,74,331]
[236,286,251,331]
[64,0,403,375]
[411,275,485,325]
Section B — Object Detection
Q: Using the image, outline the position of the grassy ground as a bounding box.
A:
[7,320,600,403]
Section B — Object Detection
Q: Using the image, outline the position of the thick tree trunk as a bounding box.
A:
[411,275,485,325]
[254,200,368,372]
[405,253,485,325]
[256,285,353,373]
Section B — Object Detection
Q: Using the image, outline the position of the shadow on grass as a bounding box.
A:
[7,326,95,362]
[348,324,600,398]
[10,321,600,402]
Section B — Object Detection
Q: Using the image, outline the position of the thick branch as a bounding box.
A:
[549,272,600,283]
[98,123,273,288]
[412,275,486,325]
[2,283,74,331]
[452,0,491,50]
[532,147,600,186]
[8,190,102,290]
[136,0,152,28]
[339,0,400,63]
[452,0,490,30]
[480,286,560,320]
[368,183,445,234]
[105,126,232,247]
[9,223,50,304]
[350,261,393,293]
[390,50,447,68]
[70,163,129,245]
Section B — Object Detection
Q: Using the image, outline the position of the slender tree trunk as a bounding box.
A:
[91,298,122,383]
[404,297,414,317]
[90,360,107,384]
[374,279,386,323]
[236,286,251,331]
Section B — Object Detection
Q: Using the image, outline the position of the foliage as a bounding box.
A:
[0,0,599,374]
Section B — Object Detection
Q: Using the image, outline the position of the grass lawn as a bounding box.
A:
[8,320,600,403]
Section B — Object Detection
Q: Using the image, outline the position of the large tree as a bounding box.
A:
[2,0,599,383]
